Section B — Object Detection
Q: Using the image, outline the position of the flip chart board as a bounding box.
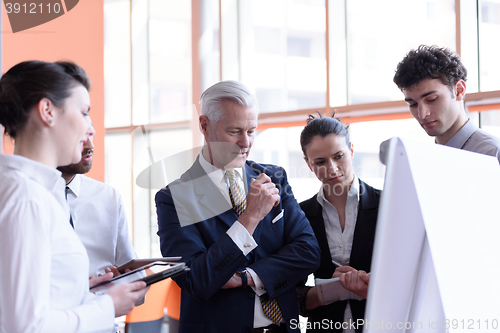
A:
[365,137,500,333]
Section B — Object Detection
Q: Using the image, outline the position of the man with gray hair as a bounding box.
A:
[156,80,320,332]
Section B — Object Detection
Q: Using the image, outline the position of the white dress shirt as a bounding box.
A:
[199,153,273,328]
[66,174,137,276]
[0,154,115,333]
[316,175,360,333]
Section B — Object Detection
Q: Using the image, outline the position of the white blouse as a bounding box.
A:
[0,154,115,333]
[316,174,360,333]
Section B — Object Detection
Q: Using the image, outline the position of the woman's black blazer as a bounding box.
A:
[299,179,381,332]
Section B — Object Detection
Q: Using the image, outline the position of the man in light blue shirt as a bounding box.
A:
[393,45,500,163]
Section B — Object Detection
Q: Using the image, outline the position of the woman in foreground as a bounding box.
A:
[0,60,147,332]
[297,114,377,333]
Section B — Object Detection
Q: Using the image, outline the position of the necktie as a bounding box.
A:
[65,186,75,228]
[225,170,283,324]
[260,297,284,325]
[226,170,246,216]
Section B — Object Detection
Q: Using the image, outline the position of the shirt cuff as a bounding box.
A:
[337,283,352,301]
[247,268,266,296]
[226,221,257,256]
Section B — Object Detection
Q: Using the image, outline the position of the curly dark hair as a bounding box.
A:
[393,45,467,92]
[300,111,351,160]
[0,60,90,138]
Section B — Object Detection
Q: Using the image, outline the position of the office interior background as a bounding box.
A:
[1,0,500,259]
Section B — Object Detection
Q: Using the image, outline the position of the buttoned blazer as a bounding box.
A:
[299,179,380,333]
[156,157,320,333]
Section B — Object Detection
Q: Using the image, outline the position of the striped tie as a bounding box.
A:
[225,170,284,325]
[226,170,246,216]
[260,297,284,325]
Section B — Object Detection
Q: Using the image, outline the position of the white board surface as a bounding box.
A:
[365,137,500,332]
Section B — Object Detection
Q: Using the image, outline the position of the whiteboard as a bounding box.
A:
[365,137,500,333]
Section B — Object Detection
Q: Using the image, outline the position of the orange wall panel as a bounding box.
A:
[1,0,105,182]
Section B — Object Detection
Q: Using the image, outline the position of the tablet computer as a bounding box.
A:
[90,261,188,295]
[116,257,182,274]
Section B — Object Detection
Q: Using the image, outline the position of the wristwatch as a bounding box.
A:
[239,270,248,287]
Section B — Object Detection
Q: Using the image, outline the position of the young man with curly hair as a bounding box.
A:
[393,45,500,162]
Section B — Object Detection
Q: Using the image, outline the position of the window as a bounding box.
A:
[478,0,500,91]
[348,118,434,189]
[104,0,199,257]
[104,0,131,127]
[235,0,327,112]
[149,0,193,124]
[469,108,500,137]
[343,0,456,105]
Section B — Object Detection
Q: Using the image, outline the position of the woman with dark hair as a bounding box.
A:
[297,113,379,333]
[0,60,148,332]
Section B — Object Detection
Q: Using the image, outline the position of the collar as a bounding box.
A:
[443,119,477,149]
[65,173,82,197]
[199,150,244,187]
[0,154,64,192]
[317,174,360,207]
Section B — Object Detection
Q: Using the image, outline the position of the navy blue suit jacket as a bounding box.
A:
[156,158,320,333]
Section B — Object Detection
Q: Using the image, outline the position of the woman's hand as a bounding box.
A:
[332,265,355,278]
[106,281,149,317]
[340,270,370,299]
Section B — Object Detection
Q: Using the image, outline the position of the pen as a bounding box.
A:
[331,259,343,267]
